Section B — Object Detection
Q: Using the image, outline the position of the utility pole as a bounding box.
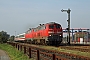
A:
[61,8,71,45]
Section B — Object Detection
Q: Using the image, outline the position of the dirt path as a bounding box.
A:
[0,49,10,60]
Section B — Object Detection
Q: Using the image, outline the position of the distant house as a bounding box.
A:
[73,31,90,42]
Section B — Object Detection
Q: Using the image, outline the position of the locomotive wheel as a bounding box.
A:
[46,41,49,46]
[40,39,45,45]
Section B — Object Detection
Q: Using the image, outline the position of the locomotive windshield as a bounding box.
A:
[49,24,61,29]
[49,25,54,29]
[56,24,61,29]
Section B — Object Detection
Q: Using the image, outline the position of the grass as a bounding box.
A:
[38,45,90,57]
[1,43,89,60]
[0,43,34,60]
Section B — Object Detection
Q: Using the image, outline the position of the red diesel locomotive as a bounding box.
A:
[15,22,63,46]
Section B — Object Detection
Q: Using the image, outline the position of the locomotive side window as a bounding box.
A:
[49,25,54,29]
[56,24,61,29]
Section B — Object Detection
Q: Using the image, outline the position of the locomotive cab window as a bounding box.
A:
[49,25,54,29]
[56,24,61,29]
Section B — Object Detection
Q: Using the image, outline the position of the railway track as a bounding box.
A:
[26,43,90,53]
[12,42,90,53]
[8,42,90,60]
[60,46,90,52]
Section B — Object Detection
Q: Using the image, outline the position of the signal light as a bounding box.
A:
[66,28,69,30]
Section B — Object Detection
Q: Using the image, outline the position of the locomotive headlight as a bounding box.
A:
[49,35,51,36]
[59,35,61,36]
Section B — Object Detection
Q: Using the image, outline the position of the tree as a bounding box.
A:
[0,31,10,43]
[8,35,15,41]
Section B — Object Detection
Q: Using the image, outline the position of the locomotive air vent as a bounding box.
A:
[39,24,44,26]
[39,24,41,26]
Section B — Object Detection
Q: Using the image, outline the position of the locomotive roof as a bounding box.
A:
[46,22,61,25]
[26,22,61,32]
[34,22,61,28]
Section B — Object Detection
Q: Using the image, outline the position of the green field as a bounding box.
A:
[0,43,34,60]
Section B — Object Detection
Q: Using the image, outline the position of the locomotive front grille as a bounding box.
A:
[52,35,59,38]
[48,34,62,40]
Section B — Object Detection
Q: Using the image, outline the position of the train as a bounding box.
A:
[14,22,63,46]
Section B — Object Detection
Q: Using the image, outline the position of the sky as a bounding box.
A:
[0,0,90,36]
